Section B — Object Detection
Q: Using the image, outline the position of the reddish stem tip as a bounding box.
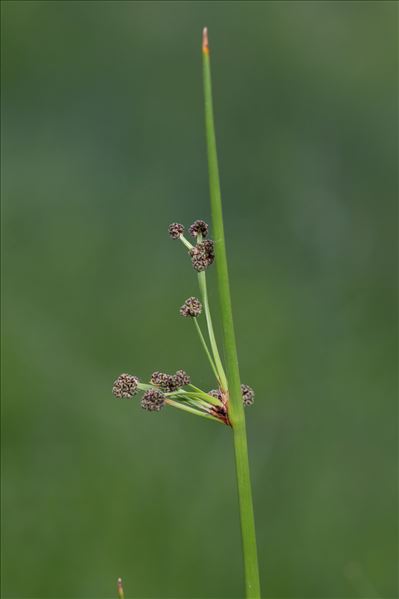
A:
[202,27,209,54]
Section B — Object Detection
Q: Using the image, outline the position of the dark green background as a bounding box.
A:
[2,1,397,598]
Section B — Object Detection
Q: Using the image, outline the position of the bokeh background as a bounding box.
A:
[2,1,397,598]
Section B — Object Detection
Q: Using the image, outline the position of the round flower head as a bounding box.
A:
[180,297,202,318]
[168,222,184,239]
[189,239,215,272]
[151,371,179,392]
[241,384,255,406]
[166,374,180,392]
[189,219,209,238]
[151,371,170,388]
[141,389,165,412]
[112,373,139,398]
[175,369,190,387]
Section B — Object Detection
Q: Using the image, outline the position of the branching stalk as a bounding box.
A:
[202,27,261,598]
[197,270,228,390]
[165,398,224,424]
[193,318,220,382]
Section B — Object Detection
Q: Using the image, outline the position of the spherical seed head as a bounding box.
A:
[150,371,169,388]
[141,389,165,412]
[112,373,139,398]
[179,296,202,318]
[208,389,223,400]
[150,371,179,392]
[241,384,255,406]
[175,369,190,387]
[166,374,180,392]
[168,222,184,239]
[189,219,209,238]
[189,239,215,272]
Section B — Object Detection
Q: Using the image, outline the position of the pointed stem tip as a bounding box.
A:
[202,27,209,54]
[117,577,125,599]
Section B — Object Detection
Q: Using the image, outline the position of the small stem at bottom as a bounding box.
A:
[233,421,261,598]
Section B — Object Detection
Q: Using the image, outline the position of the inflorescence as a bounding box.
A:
[141,389,165,412]
[189,239,215,272]
[168,222,184,239]
[112,374,139,398]
[209,384,255,407]
[180,297,202,318]
[189,219,208,238]
[112,219,255,425]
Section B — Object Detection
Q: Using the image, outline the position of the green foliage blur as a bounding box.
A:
[2,1,397,598]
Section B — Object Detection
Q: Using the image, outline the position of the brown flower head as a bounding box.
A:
[141,389,165,411]
[168,222,184,239]
[189,219,209,238]
[175,369,190,387]
[150,371,180,392]
[112,373,139,398]
[180,296,202,318]
[189,239,215,272]
[241,384,255,406]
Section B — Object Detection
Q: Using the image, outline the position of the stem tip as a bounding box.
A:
[202,27,209,54]
[117,577,124,599]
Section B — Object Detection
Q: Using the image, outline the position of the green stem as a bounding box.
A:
[179,234,194,250]
[202,27,261,598]
[193,318,220,383]
[197,270,228,390]
[170,389,223,408]
[165,398,224,424]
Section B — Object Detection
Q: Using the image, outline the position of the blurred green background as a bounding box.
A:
[2,1,397,598]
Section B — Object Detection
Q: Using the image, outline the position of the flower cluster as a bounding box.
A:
[241,384,255,406]
[168,222,184,239]
[208,384,255,407]
[180,296,202,318]
[189,239,215,272]
[112,374,139,398]
[112,216,256,425]
[189,219,208,238]
[168,220,215,272]
[141,389,165,412]
[150,369,190,392]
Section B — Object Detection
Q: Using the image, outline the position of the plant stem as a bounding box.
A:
[193,318,220,382]
[165,398,224,424]
[197,270,228,390]
[202,27,261,598]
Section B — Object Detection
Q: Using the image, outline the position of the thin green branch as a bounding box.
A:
[165,398,224,424]
[168,389,223,408]
[179,235,194,250]
[202,27,261,598]
[197,270,228,390]
[193,317,220,383]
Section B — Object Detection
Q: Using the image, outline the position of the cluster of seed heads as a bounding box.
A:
[168,220,215,272]
[168,222,184,239]
[189,219,208,238]
[141,389,165,412]
[112,374,139,398]
[189,239,215,272]
[113,217,255,421]
[208,384,255,406]
[241,384,255,406]
[150,369,190,391]
[180,296,202,318]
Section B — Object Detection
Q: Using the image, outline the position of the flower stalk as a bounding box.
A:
[202,27,261,598]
